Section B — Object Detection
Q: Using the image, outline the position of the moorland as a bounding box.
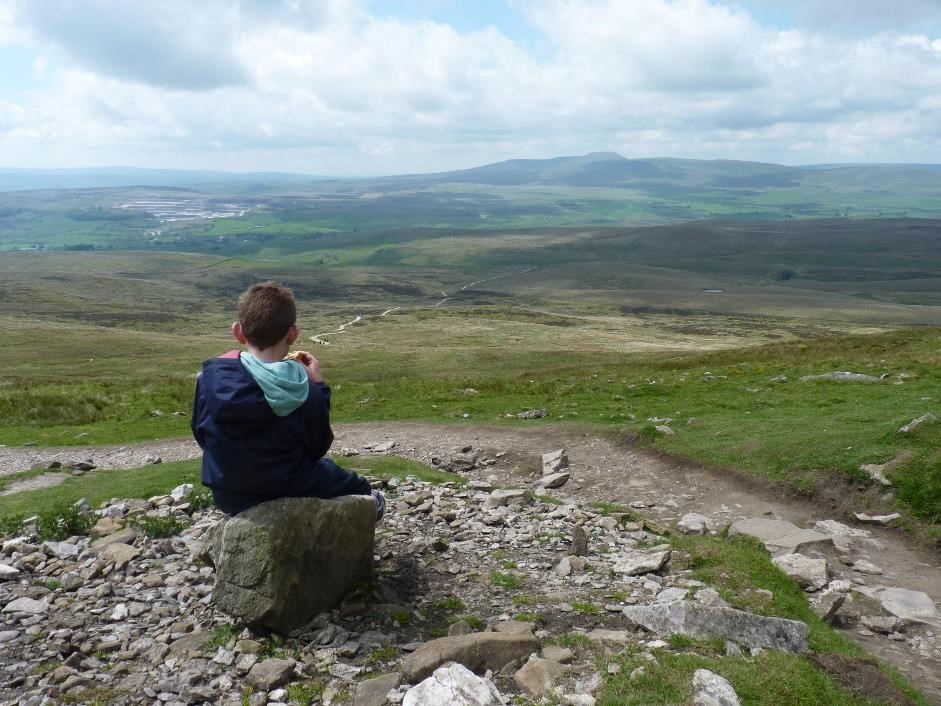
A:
[1,153,940,532]
[2,152,941,705]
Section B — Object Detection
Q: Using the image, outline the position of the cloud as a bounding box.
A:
[15,0,249,90]
[2,0,941,171]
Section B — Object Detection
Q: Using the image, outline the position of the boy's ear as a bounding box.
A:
[231,321,248,344]
[286,325,299,346]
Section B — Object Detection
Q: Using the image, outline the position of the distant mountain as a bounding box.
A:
[0,167,323,193]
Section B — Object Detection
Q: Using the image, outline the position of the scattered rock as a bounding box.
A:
[692,668,741,706]
[1,597,49,615]
[852,560,883,575]
[800,371,886,383]
[542,449,569,475]
[541,472,570,489]
[853,512,901,525]
[812,591,846,623]
[771,554,829,591]
[518,409,548,420]
[622,601,809,653]
[245,658,295,690]
[677,513,712,535]
[876,588,938,625]
[403,633,539,682]
[612,549,671,576]
[373,440,397,453]
[403,662,505,706]
[898,413,937,434]
[354,672,402,706]
[728,518,832,556]
[514,655,567,697]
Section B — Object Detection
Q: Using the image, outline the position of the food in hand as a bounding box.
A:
[284,350,305,361]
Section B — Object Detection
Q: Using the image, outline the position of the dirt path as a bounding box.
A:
[1,421,939,701]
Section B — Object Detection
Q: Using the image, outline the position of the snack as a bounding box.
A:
[284,350,305,361]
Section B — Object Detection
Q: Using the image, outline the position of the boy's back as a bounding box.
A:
[191,281,376,516]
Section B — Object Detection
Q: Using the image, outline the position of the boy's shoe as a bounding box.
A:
[372,489,386,522]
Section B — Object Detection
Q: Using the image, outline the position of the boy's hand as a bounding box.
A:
[292,351,323,383]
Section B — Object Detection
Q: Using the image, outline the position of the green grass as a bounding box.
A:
[601,648,903,706]
[490,571,524,589]
[0,456,449,522]
[597,532,929,705]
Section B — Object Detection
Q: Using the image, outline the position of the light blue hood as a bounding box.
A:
[239,352,309,417]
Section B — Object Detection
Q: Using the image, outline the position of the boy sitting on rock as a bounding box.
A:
[192,280,384,519]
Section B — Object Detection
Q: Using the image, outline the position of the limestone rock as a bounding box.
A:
[246,658,295,690]
[771,554,828,591]
[89,516,125,539]
[852,560,882,575]
[89,527,139,554]
[812,591,846,623]
[102,543,141,571]
[542,449,568,475]
[514,655,566,697]
[354,672,402,706]
[692,668,741,706]
[813,520,871,538]
[876,588,938,625]
[622,601,808,653]
[402,633,539,682]
[898,413,937,434]
[210,495,375,633]
[728,518,832,556]
[800,371,884,383]
[2,597,49,615]
[485,489,533,508]
[612,549,671,576]
[541,473,570,489]
[677,513,712,535]
[853,512,901,525]
[403,662,505,706]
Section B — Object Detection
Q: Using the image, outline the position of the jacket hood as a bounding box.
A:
[239,352,309,417]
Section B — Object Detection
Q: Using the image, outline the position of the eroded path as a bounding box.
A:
[1,421,939,701]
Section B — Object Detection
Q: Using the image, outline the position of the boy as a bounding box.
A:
[192,281,384,519]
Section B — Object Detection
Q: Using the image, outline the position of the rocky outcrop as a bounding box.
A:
[209,495,375,633]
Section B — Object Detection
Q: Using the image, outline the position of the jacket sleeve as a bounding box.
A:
[303,382,334,460]
[191,376,205,449]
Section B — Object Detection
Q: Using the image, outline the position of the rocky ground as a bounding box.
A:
[1,423,939,704]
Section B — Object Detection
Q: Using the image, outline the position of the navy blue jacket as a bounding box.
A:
[191,355,371,514]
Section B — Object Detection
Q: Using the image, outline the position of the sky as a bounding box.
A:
[1,0,940,175]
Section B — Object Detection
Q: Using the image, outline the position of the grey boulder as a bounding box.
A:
[622,601,808,653]
[402,633,539,682]
[728,518,832,556]
[209,495,375,634]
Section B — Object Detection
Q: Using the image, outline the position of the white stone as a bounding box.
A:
[374,440,397,453]
[42,541,81,560]
[612,549,671,576]
[541,473,570,489]
[677,513,711,535]
[1,597,49,614]
[852,560,883,575]
[853,512,901,525]
[542,449,569,475]
[898,413,937,433]
[729,518,832,556]
[772,554,828,591]
[170,483,194,502]
[655,588,688,604]
[877,588,938,625]
[403,662,505,706]
[813,520,871,538]
[0,563,19,578]
[692,669,741,706]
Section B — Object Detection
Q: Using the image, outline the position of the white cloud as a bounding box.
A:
[1,0,941,171]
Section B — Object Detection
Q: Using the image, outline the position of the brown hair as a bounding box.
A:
[237,281,296,349]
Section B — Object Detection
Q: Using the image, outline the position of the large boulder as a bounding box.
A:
[728,518,832,556]
[209,495,375,634]
[622,601,808,653]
